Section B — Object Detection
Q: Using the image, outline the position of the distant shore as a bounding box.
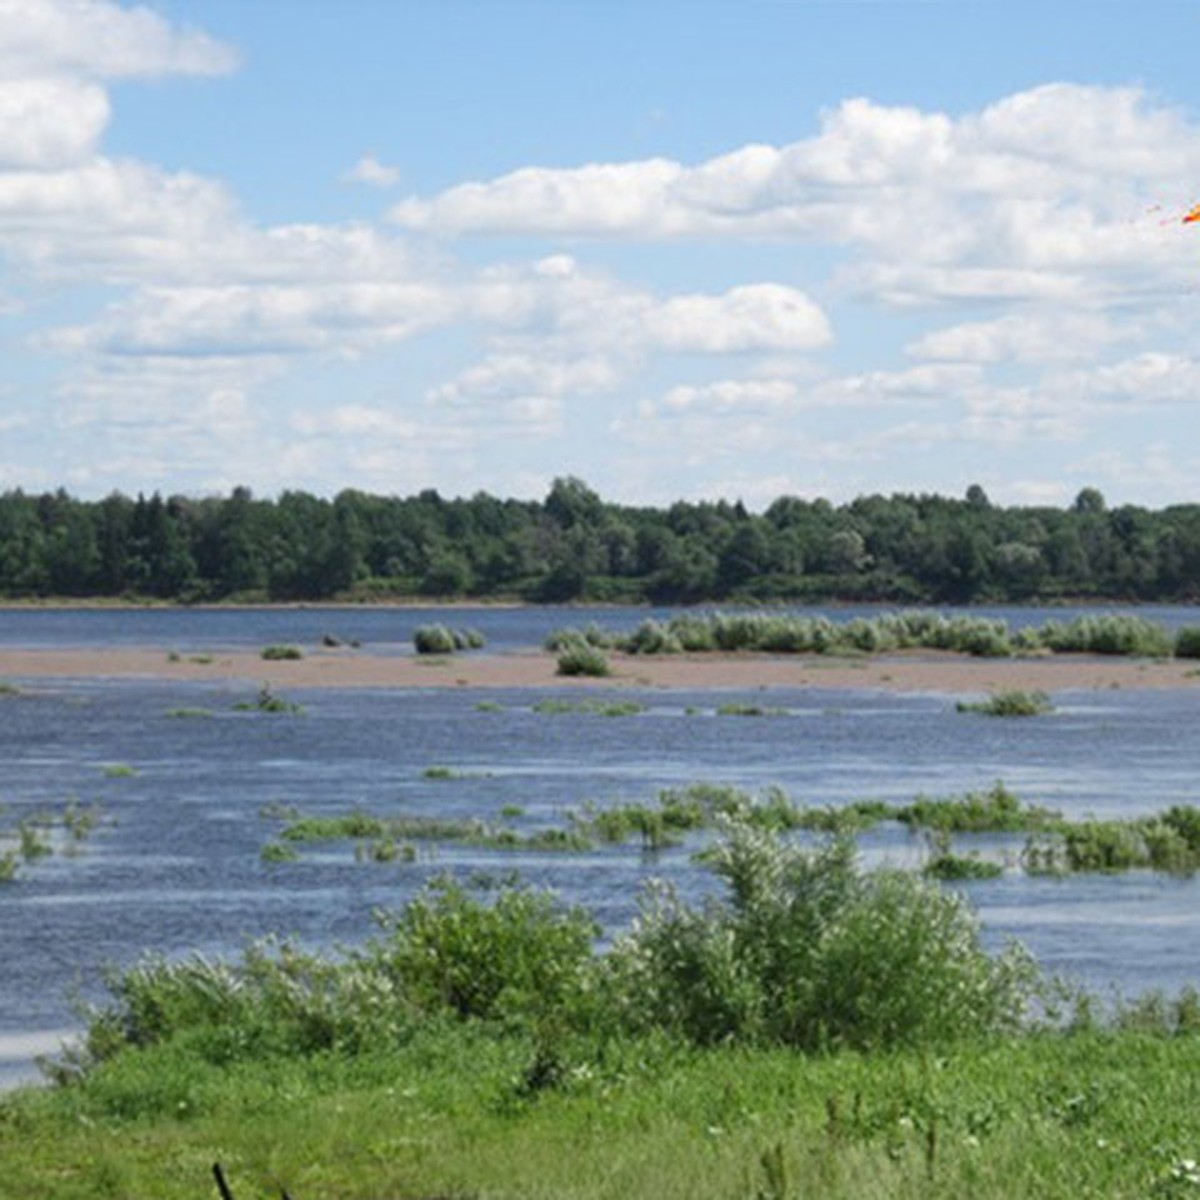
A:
[1,645,1198,692]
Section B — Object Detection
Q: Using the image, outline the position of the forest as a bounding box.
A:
[1,477,1199,605]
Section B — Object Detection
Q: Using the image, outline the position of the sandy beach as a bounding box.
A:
[0,645,1197,693]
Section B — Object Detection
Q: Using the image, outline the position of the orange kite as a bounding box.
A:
[1183,204,1200,224]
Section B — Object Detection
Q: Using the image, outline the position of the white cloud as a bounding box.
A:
[0,0,238,79]
[430,353,618,407]
[642,284,831,354]
[909,312,1126,364]
[345,154,400,188]
[0,78,109,168]
[391,83,1200,309]
[657,379,798,415]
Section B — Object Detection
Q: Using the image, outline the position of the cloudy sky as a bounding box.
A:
[4,0,1200,508]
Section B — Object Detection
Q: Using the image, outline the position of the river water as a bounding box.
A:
[3,604,1200,1087]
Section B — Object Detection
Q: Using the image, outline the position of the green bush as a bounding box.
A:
[413,625,486,654]
[379,876,598,1025]
[260,644,303,661]
[413,624,458,655]
[1174,627,1200,659]
[556,643,611,677]
[605,821,1036,1051]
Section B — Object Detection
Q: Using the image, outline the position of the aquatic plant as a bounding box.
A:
[102,763,138,778]
[533,698,644,716]
[260,841,299,864]
[715,702,788,717]
[232,684,304,714]
[898,782,1058,833]
[165,707,214,719]
[956,690,1055,717]
[922,830,1004,880]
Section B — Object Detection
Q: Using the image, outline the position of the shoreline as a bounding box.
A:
[1,645,1198,692]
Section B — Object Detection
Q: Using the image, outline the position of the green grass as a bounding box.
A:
[165,707,215,719]
[9,1027,1200,1200]
[10,828,1200,1198]
[101,763,138,778]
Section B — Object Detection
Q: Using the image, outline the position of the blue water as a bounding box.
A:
[1,600,1196,652]
[3,604,1200,1088]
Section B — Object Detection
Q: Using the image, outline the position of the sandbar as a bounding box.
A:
[0,646,1197,693]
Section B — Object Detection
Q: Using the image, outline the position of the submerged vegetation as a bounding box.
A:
[956,689,1055,717]
[0,800,102,883]
[231,684,304,715]
[257,780,1200,878]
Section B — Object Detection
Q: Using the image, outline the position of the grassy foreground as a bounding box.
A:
[6,1028,1200,1198]
[6,822,1200,1198]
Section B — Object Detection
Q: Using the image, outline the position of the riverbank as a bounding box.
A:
[6,1023,1200,1199]
[1,644,1199,692]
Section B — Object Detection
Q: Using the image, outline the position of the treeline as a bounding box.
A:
[2,477,1200,604]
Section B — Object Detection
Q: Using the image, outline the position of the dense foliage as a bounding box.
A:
[3,478,1200,603]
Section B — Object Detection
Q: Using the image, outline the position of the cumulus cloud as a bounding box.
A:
[391,83,1200,308]
[642,284,831,354]
[0,0,238,79]
[345,154,400,187]
[908,312,1127,364]
[4,5,1200,505]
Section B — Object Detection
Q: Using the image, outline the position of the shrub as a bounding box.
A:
[556,643,611,677]
[414,625,486,654]
[605,820,1037,1051]
[378,876,598,1025]
[261,644,304,661]
[413,624,458,655]
[1175,627,1200,659]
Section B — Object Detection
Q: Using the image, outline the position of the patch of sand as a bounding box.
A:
[0,646,1197,694]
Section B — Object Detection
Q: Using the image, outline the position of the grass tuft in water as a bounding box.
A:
[956,689,1055,717]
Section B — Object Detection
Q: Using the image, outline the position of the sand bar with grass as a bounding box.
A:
[1,644,1198,692]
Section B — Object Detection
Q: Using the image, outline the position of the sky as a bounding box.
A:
[5,1,1200,510]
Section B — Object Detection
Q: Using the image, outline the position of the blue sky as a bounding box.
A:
[4,1,1200,508]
